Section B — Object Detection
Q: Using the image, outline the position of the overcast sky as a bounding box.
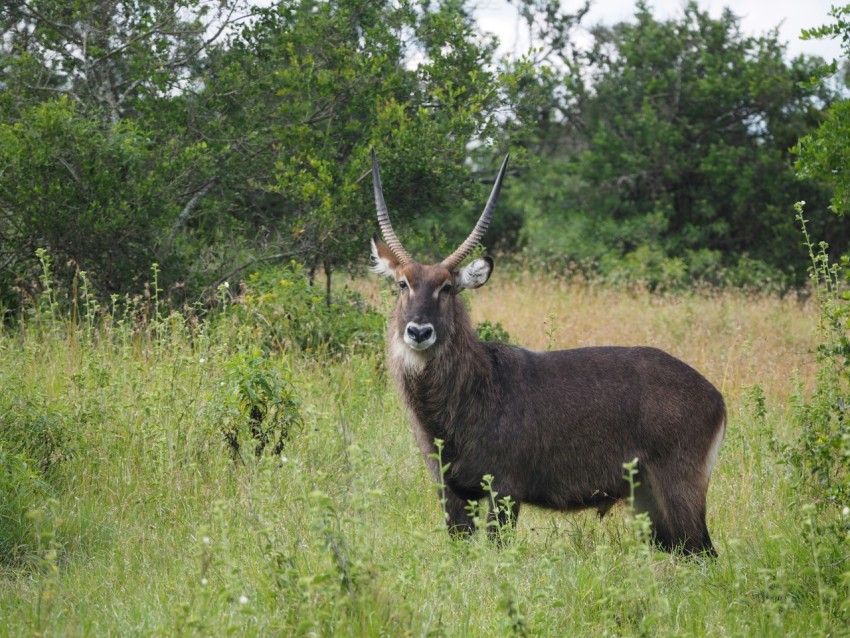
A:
[476,0,845,62]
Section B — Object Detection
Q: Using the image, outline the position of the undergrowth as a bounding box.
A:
[0,248,847,635]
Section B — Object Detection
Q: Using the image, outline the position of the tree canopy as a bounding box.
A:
[0,0,847,306]
[505,0,847,287]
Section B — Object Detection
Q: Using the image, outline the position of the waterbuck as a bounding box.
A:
[369,151,726,555]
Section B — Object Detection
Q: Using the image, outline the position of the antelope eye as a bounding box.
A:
[441,282,453,294]
[398,280,408,291]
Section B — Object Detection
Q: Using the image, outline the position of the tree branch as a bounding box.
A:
[167,178,216,246]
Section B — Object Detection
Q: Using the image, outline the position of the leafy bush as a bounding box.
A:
[0,98,192,303]
[506,3,848,287]
[519,201,796,292]
[477,320,513,344]
[787,12,850,584]
[234,261,384,355]
[784,203,850,621]
[220,349,302,460]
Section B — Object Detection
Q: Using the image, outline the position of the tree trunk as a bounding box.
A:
[324,259,332,307]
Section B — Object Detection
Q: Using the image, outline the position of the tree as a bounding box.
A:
[0,97,180,298]
[196,0,507,297]
[0,0,248,121]
[794,5,850,216]
[503,1,846,286]
[0,0,511,305]
[0,0,248,304]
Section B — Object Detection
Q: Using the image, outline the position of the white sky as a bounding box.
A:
[476,0,845,62]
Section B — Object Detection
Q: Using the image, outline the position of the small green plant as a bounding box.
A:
[477,319,512,344]
[222,349,302,460]
[784,202,850,620]
[497,579,528,637]
[34,248,58,322]
[543,312,558,351]
[0,393,73,476]
[480,473,518,544]
[788,203,850,517]
[430,437,452,528]
[236,261,384,355]
[28,499,62,636]
[621,457,653,554]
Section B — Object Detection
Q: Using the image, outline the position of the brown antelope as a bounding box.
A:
[369,150,726,555]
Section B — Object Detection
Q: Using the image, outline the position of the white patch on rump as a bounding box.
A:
[703,422,725,482]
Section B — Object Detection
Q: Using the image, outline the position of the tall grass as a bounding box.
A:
[0,260,846,636]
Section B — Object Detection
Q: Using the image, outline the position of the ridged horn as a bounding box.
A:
[371,149,412,266]
[441,153,510,271]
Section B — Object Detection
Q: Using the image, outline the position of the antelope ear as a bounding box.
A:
[456,257,493,291]
[370,235,400,278]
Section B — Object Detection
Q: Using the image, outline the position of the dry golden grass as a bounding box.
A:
[472,274,818,403]
[351,271,819,404]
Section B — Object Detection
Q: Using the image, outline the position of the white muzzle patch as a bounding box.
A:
[403,322,437,351]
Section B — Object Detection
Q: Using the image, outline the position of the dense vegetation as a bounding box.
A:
[2,0,850,635]
[1,0,849,307]
[1,258,848,635]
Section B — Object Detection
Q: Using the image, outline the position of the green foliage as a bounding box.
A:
[0,0,514,304]
[235,261,384,356]
[507,1,845,288]
[789,204,850,515]
[783,204,850,622]
[0,445,50,565]
[1,0,844,299]
[795,5,850,216]
[0,98,185,301]
[788,11,850,585]
[476,319,512,344]
[0,394,73,477]
[1,257,850,633]
[221,349,302,459]
[796,100,850,215]
[245,0,503,270]
[0,0,228,119]
[0,1,242,303]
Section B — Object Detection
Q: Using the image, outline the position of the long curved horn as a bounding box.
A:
[441,153,510,270]
[371,149,412,266]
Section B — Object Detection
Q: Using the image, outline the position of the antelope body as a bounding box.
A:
[369,151,726,555]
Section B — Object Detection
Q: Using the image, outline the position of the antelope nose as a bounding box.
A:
[406,324,433,343]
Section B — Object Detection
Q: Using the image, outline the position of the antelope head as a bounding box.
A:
[369,150,509,357]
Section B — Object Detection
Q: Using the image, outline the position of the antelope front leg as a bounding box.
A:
[443,487,476,537]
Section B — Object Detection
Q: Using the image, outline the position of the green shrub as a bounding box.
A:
[476,320,512,344]
[785,204,850,620]
[0,394,73,477]
[788,204,850,516]
[220,349,302,460]
[234,261,384,355]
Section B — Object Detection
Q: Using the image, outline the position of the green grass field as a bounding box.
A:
[1,269,847,637]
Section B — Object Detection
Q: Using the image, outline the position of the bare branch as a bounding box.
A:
[167,178,216,246]
[57,157,82,185]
